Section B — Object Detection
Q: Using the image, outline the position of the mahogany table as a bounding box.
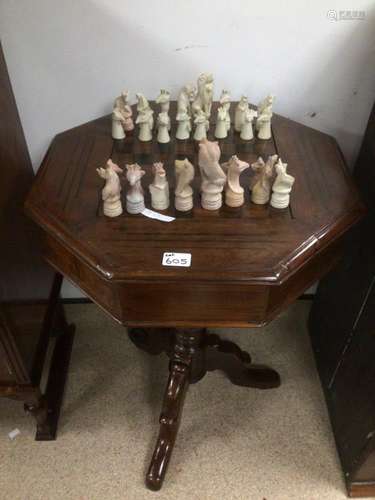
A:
[26,102,364,491]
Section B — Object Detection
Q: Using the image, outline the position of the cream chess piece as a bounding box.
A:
[194,109,209,141]
[136,93,154,129]
[112,108,126,140]
[126,163,146,214]
[222,155,249,207]
[156,89,171,113]
[114,90,134,131]
[149,162,169,210]
[256,94,274,139]
[234,96,249,132]
[270,158,295,209]
[177,84,196,116]
[220,90,231,130]
[157,112,170,144]
[214,106,228,139]
[192,73,214,118]
[174,158,195,212]
[136,110,153,142]
[198,139,226,210]
[176,111,191,140]
[257,95,275,122]
[250,154,278,204]
[240,108,257,141]
[96,159,123,217]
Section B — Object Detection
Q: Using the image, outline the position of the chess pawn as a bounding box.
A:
[214,106,228,139]
[222,155,249,208]
[149,162,169,210]
[174,158,195,212]
[96,159,123,217]
[234,96,249,132]
[270,158,295,209]
[126,163,146,214]
[251,154,278,204]
[194,110,208,141]
[156,89,171,114]
[220,90,231,131]
[136,110,153,142]
[176,111,191,140]
[112,108,126,140]
[157,112,170,144]
[240,109,257,141]
[257,109,272,140]
[198,139,226,210]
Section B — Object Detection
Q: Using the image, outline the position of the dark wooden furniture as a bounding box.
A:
[26,101,364,489]
[0,42,74,440]
[309,104,375,498]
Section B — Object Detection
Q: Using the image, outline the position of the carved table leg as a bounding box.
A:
[146,329,202,491]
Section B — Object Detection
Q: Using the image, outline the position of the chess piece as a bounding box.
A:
[176,111,191,140]
[96,159,123,217]
[222,155,249,207]
[177,84,196,116]
[257,95,275,123]
[112,108,126,140]
[256,94,274,139]
[174,158,195,212]
[136,110,153,142]
[270,158,295,209]
[234,96,249,132]
[114,90,134,131]
[192,73,214,118]
[240,108,257,141]
[157,112,170,144]
[198,139,226,210]
[194,109,209,141]
[220,90,231,130]
[250,154,278,204]
[214,106,228,139]
[126,163,146,214]
[156,89,171,113]
[149,162,169,210]
[136,93,154,129]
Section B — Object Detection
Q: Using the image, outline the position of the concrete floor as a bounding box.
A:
[0,302,349,500]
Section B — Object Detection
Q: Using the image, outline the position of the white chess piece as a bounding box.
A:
[177,84,196,116]
[220,90,231,131]
[270,158,295,209]
[156,89,171,113]
[174,158,195,211]
[136,93,154,129]
[222,155,249,207]
[157,112,170,144]
[136,110,153,142]
[257,108,273,140]
[112,108,126,140]
[192,73,214,118]
[214,106,228,139]
[250,155,278,204]
[96,159,123,217]
[194,110,208,141]
[234,96,249,132]
[114,90,134,131]
[176,111,191,140]
[149,162,169,210]
[257,95,275,126]
[240,108,257,141]
[126,163,146,214]
[198,139,226,210]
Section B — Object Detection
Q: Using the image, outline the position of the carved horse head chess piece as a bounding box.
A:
[214,106,228,139]
[125,163,146,214]
[96,159,123,217]
[198,139,226,210]
[270,158,295,209]
[250,154,278,205]
[156,89,171,114]
[222,155,250,207]
[174,158,195,212]
[149,162,169,211]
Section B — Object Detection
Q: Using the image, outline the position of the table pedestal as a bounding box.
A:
[128,328,281,490]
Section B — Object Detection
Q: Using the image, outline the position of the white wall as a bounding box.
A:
[1,0,374,297]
